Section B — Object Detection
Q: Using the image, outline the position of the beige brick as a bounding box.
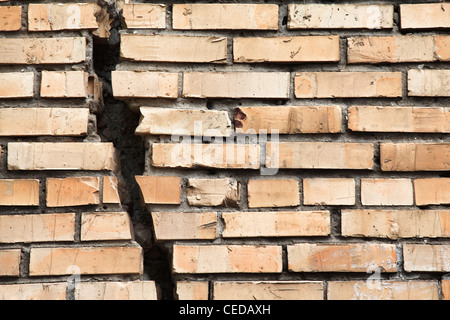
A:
[408,69,450,97]
[152,143,260,170]
[415,178,450,206]
[112,71,178,99]
[75,281,157,300]
[176,281,209,300]
[328,281,439,300]
[0,6,22,31]
[400,3,450,29]
[222,211,330,238]
[187,178,240,207]
[288,4,393,29]
[348,106,450,133]
[0,283,67,300]
[234,36,339,63]
[46,177,100,207]
[361,179,413,206]
[136,107,231,137]
[41,71,89,98]
[0,213,75,243]
[8,142,117,171]
[151,212,217,240]
[266,142,374,170]
[135,176,181,205]
[288,243,397,273]
[172,245,282,274]
[235,106,342,134]
[0,179,39,206]
[443,280,450,300]
[381,143,450,171]
[0,108,89,136]
[342,210,450,239]
[183,72,290,99]
[303,178,355,206]
[295,72,402,98]
[173,4,278,30]
[81,212,132,241]
[29,246,142,276]
[403,244,450,272]
[247,179,299,208]
[0,72,34,99]
[214,281,324,300]
[0,37,86,64]
[0,249,21,277]
[102,176,121,204]
[122,4,166,29]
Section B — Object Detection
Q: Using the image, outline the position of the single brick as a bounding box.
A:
[0,6,22,31]
[361,179,413,206]
[122,4,166,29]
[0,179,39,206]
[102,176,121,204]
[235,106,342,134]
[173,4,278,30]
[151,212,217,240]
[415,178,450,206]
[266,142,374,170]
[0,283,67,300]
[288,4,394,29]
[176,281,209,300]
[172,245,282,274]
[403,244,450,272]
[0,72,34,98]
[408,69,450,97]
[213,281,324,300]
[46,177,100,207]
[288,243,397,273]
[112,71,178,99]
[187,178,240,207]
[135,176,181,205]
[40,71,89,98]
[400,3,450,29]
[81,212,132,241]
[234,36,339,63]
[303,178,355,206]
[0,249,21,276]
[295,72,402,98]
[222,211,330,238]
[8,142,117,171]
[348,106,450,133]
[75,281,158,300]
[381,143,450,171]
[342,210,450,239]
[0,213,75,243]
[183,72,290,99]
[247,179,299,208]
[443,280,450,300]
[29,246,143,276]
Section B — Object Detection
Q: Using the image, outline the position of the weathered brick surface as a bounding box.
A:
[112,71,178,99]
[40,71,89,98]
[122,4,166,29]
[186,178,240,207]
[403,244,450,272]
[0,179,40,206]
[176,281,209,300]
[247,179,299,208]
[46,177,100,207]
[151,212,217,240]
[408,70,450,97]
[80,212,132,241]
[303,178,356,206]
[400,3,450,29]
[75,281,158,300]
[0,283,67,300]
[414,178,450,206]
[0,249,21,276]
[0,6,22,31]
[135,176,181,205]
[361,179,413,206]
[0,72,34,98]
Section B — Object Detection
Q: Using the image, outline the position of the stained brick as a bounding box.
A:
[403,244,450,272]
[40,71,89,98]
[0,6,22,31]
[0,179,39,206]
[187,178,240,207]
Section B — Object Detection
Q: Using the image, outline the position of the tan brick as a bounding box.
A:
[361,179,413,206]
[29,246,142,276]
[247,179,299,208]
[0,213,75,243]
[348,106,450,133]
[414,178,450,206]
[173,4,278,30]
[266,142,374,170]
[183,72,290,99]
[172,245,282,274]
[135,176,181,205]
[187,178,240,207]
[40,71,89,98]
[122,4,166,29]
[0,37,86,64]
[288,4,394,29]
[81,212,132,241]
[408,69,450,97]
[8,142,117,171]
[288,243,397,273]
[400,3,450,29]
[235,106,342,134]
[214,281,324,300]
[443,280,450,301]
[295,72,402,98]
[0,179,39,206]
[342,210,450,239]
[152,212,217,240]
[46,177,100,207]
[0,72,34,99]
[0,283,67,300]
[176,281,209,300]
[102,176,121,204]
[75,281,157,300]
[222,211,330,238]
[328,281,439,300]
[234,36,339,63]
[112,71,178,99]
[0,6,22,31]
[0,108,89,136]
[152,143,260,170]
[403,244,450,272]
[303,178,355,206]
[0,249,21,277]
[136,107,231,137]
[381,143,450,171]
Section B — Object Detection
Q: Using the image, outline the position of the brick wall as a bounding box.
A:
[1,0,450,300]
